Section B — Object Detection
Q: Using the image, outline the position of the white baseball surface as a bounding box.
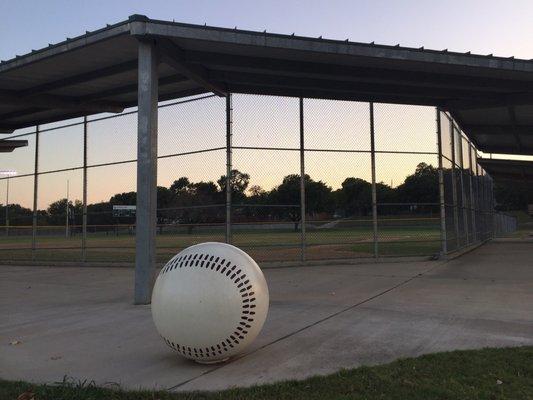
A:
[151,242,269,363]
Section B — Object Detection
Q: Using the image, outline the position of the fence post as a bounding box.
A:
[459,139,469,246]
[82,116,88,262]
[468,143,476,244]
[370,103,378,259]
[299,97,306,262]
[5,177,8,237]
[134,39,158,305]
[31,125,40,261]
[225,93,233,244]
[450,120,460,249]
[436,110,447,257]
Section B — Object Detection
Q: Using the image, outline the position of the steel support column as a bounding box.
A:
[82,116,88,261]
[299,97,306,262]
[436,110,447,257]
[31,125,39,260]
[225,94,232,243]
[134,39,159,305]
[370,103,378,258]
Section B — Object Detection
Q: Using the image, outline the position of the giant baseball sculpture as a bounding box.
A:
[151,242,269,363]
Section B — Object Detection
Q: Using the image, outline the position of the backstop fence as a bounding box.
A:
[0,94,516,264]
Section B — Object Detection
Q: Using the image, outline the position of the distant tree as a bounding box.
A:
[396,163,439,204]
[157,186,174,209]
[109,191,136,205]
[0,204,33,226]
[46,198,74,225]
[170,177,190,194]
[249,185,265,198]
[218,169,250,204]
[86,201,114,226]
[46,199,82,230]
[270,174,332,230]
[376,182,397,204]
[336,177,372,217]
[168,180,222,233]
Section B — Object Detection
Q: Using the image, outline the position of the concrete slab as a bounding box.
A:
[1,241,532,391]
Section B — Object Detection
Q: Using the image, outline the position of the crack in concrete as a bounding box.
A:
[167,260,445,391]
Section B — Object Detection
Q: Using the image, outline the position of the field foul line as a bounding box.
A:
[167,259,447,391]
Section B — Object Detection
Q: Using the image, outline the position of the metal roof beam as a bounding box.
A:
[157,38,226,97]
[0,90,125,116]
[211,71,498,103]
[137,20,533,73]
[19,59,138,96]
[0,107,52,123]
[187,51,533,93]
[445,93,533,110]
[464,125,533,135]
[475,146,530,155]
[80,73,188,101]
[0,139,28,152]
[0,85,208,132]
[0,73,192,123]
[508,106,523,152]
[225,83,438,107]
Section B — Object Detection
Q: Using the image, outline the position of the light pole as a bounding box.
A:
[0,170,17,236]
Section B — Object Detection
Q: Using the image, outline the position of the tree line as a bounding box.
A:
[1,163,441,228]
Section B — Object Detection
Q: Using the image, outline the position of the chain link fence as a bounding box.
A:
[0,95,516,264]
[438,111,517,252]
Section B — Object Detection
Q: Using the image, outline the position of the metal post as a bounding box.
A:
[299,97,306,262]
[450,121,460,249]
[468,143,476,243]
[65,179,69,238]
[134,39,159,305]
[225,94,232,244]
[82,116,88,261]
[436,110,447,257]
[32,126,39,259]
[475,153,483,242]
[370,103,378,258]
[458,138,469,246]
[5,177,9,237]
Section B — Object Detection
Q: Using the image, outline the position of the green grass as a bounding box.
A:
[2,347,532,400]
[0,225,441,263]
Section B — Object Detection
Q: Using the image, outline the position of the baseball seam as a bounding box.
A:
[158,251,257,360]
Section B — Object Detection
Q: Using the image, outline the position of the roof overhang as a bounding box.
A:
[1,14,533,155]
[478,158,533,182]
[0,139,28,152]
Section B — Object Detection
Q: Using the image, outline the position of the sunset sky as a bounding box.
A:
[0,0,531,209]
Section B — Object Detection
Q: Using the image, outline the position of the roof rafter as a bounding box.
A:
[507,106,523,153]
[211,71,501,103]
[225,83,438,107]
[156,38,227,97]
[0,85,207,132]
[445,93,533,110]
[0,139,28,152]
[186,50,533,93]
[19,59,138,96]
[0,89,125,116]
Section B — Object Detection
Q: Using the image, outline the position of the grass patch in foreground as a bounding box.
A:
[2,346,532,400]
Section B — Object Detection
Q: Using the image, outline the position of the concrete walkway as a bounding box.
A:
[1,241,532,391]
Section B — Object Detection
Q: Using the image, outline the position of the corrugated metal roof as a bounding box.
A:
[478,158,533,182]
[1,14,532,155]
